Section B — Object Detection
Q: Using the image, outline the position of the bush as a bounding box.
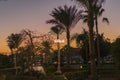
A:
[111,38,120,69]
[0,70,45,80]
[43,65,56,73]
[64,71,88,80]
[6,75,37,80]
[0,74,6,80]
[23,70,46,79]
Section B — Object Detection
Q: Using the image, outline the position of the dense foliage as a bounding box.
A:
[111,37,120,69]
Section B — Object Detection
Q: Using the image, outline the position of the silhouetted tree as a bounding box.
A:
[7,33,23,75]
[111,37,120,69]
[20,29,40,71]
[71,0,107,79]
[47,5,82,64]
[0,54,10,68]
[40,41,52,64]
[50,25,64,40]
[71,29,89,63]
[94,34,111,59]
[93,2,109,66]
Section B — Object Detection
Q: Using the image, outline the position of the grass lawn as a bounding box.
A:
[52,75,66,80]
[0,64,119,80]
[99,77,118,80]
[97,63,119,80]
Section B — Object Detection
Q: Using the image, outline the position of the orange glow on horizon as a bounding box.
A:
[0,0,120,55]
[0,45,10,55]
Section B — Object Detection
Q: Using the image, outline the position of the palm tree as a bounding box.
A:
[7,39,14,55]
[71,28,88,47]
[71,0,106,79]
[50,25,64,40]
[94,33,111,58]
[71,29,89,63]
[47,5,82,64]
[7,33,23,49]
[50,25,64,74]
[81,1,109,66]
[7,33,23,75]
[93,4,109,66]
[41,41,52,64]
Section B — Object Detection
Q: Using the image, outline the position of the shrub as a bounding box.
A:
[6,75,37,80]
[43,65,56,73]
[64,71,88,80]
[0,74,6,80]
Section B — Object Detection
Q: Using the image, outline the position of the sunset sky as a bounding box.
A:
[0,0,120,53]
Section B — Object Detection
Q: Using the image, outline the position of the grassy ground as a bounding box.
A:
[0,64,119,80]
[97,63,119,80]
[45,74,66,80]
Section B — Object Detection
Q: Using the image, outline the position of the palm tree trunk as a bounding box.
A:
[95,17,101,66]
[56,34,62,73]
[85,47,88,63]
[88,27,97,80]
[88,6,97,80]
[14,53,17,75]
[14,48,17,75]
[66,29,70,64]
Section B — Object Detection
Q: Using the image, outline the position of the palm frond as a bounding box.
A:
[98,8,105,16]
[47,5,82,31]
[46,19,59,24]
[102,17,109,24]
[50,25,64,36]
[7,33,23,49]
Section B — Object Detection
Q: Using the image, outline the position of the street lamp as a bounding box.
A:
[54,39,64,74]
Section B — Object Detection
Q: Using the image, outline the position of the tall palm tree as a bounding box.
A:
[47,5,82,64]
[50,25,64,73]
[81,1,109,66]
[7,33,23,75]
[93,4,109,66]
[71,0,106,79]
